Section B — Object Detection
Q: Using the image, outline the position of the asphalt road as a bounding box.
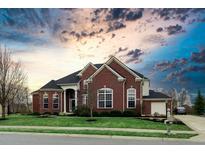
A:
[0,133,204,145]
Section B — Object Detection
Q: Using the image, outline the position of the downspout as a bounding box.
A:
[140,79,143,116]
[61,91,63,112]
[122,80,125,112]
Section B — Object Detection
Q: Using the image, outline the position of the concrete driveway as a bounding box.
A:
[175,115,205,142]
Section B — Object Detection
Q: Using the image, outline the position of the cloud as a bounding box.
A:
[151,8,205,22]
[107,21,126,32]
[125,48,143,63]
[156,27,163,32]
[154,58,188,72]
[125,9,143,21]
[105,8,144,21]
[166,65,205,81]
[191,49,205,63]
[166,24,185,35]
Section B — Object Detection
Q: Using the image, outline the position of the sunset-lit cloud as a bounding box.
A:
[0,8,205,98]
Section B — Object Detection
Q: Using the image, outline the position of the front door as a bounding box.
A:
[69,99,76,112]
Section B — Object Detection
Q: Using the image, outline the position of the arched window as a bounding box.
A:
[127,88,136,108]
[43,93,48,109]
[53,93,59,109]
[97,88,113,108]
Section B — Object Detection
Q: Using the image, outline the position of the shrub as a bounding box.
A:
[75,106,90,117]
[43,112,51,115]
[99,111,110,117]
[123,110,137,117]
[52,112,59,116]
[110,110,122,117]
[153,112,160,117]
[93,111,99,117]
[30,112,40,116]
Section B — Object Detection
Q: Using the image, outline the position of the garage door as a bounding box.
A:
[151,102,166,115]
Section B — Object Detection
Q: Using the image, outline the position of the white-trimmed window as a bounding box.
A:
[127,88,136,108]
[43,93,48,109]
[97,88,113,108]
[82,94,88,105]
[52,93,59,109]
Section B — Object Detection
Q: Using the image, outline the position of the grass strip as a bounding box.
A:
[0,128,197,139]
[0,115,191,131]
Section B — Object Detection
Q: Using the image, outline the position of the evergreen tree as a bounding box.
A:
[194,90,205,115]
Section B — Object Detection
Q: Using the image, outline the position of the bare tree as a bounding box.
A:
[0,45,26,119]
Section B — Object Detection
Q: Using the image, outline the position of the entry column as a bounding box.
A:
[75,89,78,109]
[64,90,66,113]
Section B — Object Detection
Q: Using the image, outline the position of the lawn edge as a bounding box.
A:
[0,131,198,142]
[0,128,197,139]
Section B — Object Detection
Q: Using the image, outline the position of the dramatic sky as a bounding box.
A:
[0,8,205,99]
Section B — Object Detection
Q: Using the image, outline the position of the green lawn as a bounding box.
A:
[0,127,196,139]
[0,114,191,131]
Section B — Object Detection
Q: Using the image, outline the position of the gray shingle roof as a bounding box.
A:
[55,64,103,85]
[40,80,62,90]
[55,70,81,85]
[53,63,148,85]
[130,68,148,79]
[143,90,170,99]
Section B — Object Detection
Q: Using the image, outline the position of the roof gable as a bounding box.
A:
[88,64,125,82]
[77,62,97,76]
[106,56,147,80]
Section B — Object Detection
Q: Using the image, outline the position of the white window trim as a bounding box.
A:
[43,93,49,109]
[97,88,113,109]
[127,88,136,108]
[52,93,59,109]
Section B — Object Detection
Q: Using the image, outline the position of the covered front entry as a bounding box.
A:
[63,87,78,113]
[65,89,76,112]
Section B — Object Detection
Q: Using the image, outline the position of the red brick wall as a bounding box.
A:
[32,94,40,113]
[78,64,97,106]
[38,91,62,114]
[89,67,124,112]
[108,60,142,113]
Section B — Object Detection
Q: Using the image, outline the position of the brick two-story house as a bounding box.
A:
[32,56,172,116]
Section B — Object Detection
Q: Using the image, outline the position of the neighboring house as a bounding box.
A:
[32,56,172,116]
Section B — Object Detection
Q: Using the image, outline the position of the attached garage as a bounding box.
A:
[142,90,172,117]
[151,102,166,115]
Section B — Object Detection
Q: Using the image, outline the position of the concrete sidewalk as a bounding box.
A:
[0,125,195,134]
[174,115,205,142]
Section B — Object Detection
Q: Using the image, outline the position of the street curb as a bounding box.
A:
[0,125,195,134]
[0,131,201,142]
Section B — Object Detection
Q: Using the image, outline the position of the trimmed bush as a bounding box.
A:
[43,112,51,115]
[123,110,137,117]
[52,112,59,116]
[110,110,122,117]
[75,106,90,117]
[30,112,40,116]
[99,111,110,117]
[93,111,99,117]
